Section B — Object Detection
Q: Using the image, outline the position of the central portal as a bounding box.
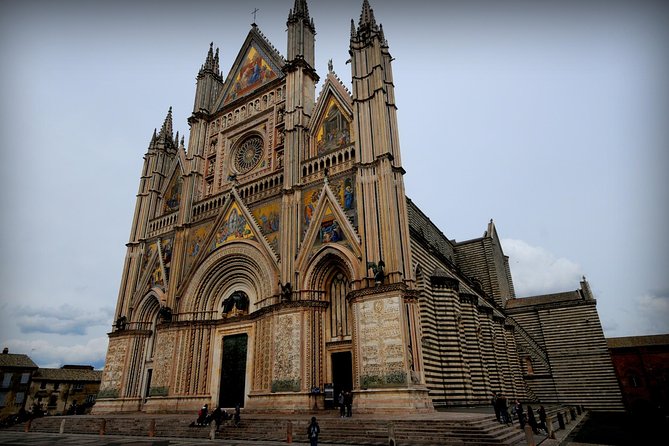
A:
[219,333,248,408]
[331,351,353,400]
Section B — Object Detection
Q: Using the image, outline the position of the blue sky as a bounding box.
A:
[1,0,667,368]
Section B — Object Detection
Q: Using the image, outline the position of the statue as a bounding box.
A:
[158,306,173,323]
[222,291,250,314]
[114,315,128,331]
[279,282,293,301]
[367,260,385,285]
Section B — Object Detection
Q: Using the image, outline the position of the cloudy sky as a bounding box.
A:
[1,0,667,369]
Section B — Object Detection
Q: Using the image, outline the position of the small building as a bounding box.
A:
[27,365,102,415]
[0,348,38,419]
[607,334,669,415]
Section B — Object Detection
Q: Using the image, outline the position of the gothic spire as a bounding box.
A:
[158,106,173,141]
[289,0,310,21]
[200,42,220,75]
[288,0,315,33]
[359,0,377,30]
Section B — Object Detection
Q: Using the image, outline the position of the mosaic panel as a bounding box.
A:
[224,45,278,104]
[211,203,255,251]
[251,200,280,252]
[316,98,351,155]
[185,220,214,273]
[162,175,182,213]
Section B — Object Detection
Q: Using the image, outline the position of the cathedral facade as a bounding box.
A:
[95,0,623,414]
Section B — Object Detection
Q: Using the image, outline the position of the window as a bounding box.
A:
[48,395,57,407]
[20,373,30,384]
[73,383,84,391]
[14,392,24,405]
[0,392,7,406]
[54,382,60,390]
[1,373,11,388]
[40,381,46,389]
[328,271,351,338]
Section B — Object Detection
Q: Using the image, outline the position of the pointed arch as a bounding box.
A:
[302,246,359,341]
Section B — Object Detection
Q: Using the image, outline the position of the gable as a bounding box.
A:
[219,34,284,108]
[296,180,362,271]
[315,98,352,155]
[211,201,256,250]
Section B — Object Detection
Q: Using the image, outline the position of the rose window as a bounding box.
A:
[234,136,263,173]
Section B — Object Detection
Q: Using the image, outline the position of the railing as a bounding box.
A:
[112,321,152,332]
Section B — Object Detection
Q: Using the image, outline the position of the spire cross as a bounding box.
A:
[251,8,260,24]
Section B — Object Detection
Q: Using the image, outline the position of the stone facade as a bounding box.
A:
[95,0,622,414]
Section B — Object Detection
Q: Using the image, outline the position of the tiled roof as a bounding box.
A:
[33,368,102,382]
[505,290,582,309]
[406,198,456,261]
[0,353,38,369]
[606,334,669,348]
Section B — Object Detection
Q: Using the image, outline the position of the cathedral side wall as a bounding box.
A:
[509,300,625,411]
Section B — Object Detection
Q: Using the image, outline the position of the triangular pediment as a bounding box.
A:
[310,75,354,157]
[215,27,285,110]
[176,189,279,297]
[160,158,184,215]
[296,181,361,270]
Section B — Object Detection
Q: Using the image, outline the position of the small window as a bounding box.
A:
[54,382,60,390]
[73,384,84,391]
[0,392,7,406]
[20,373,30,384]
[1,373,11,388]
[40,381,46,390]
[48,395,57,407]
[14,392,24,405]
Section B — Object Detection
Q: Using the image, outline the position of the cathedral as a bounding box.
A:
[95,0,623,414]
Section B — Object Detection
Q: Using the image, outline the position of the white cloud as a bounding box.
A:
[13,304,113,336]
[3,336,108,369]
[502,238,583,297]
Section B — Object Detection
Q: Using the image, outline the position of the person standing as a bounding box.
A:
[527,405,538,434]
[514,400,526,429]
[345,391,353,417]
[338,391,345,417]
[307,416,320,446]
[234,403,241,427]
[538,405,548,433]
[498,393,511,424]
[491,392,500,422]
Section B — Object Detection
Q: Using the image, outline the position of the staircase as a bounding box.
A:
[3,411,529,445]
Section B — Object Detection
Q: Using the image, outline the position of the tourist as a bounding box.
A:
[211,406,224,431]
[234,403,241,427]
[197,404,208,426]
[307,416,320,446]
[537,405,548,434]
[498,393,511,424]
[514,400,525,429]
[491,392,500,422]
[345,390,353,417]
[338,391,345,417]
[527,405,538,434]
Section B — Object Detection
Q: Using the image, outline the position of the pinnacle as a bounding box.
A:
[158,107,173,140]
[359,0,377,29]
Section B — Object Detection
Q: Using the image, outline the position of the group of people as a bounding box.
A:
[491,393,548,435]
[337,390,353,417]
[191,403,241,430]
